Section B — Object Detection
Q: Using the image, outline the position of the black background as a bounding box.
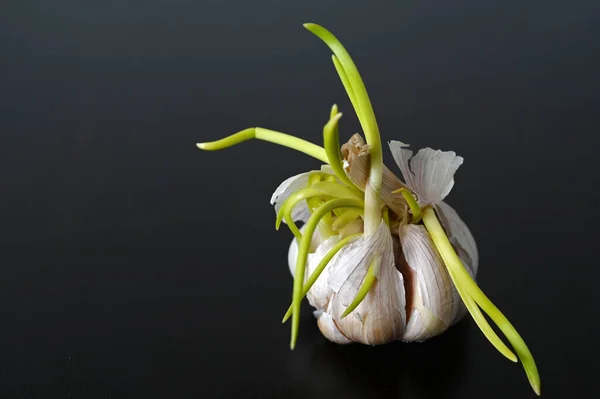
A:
[1,1,599,398]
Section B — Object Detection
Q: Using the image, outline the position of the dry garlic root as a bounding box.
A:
[197,23,540,396]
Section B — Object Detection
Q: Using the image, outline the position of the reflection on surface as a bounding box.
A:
[286,313,470,399]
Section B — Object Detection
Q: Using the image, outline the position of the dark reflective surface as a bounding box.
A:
[285,318,470,399]
[1,0,599,398]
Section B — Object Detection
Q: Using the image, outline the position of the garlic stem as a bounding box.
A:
[291,198,364,349]
[197,127,329,164]
[331,55,359,117]
[363,184,383,235]
[422,207,540,396]
[304,23,383,236]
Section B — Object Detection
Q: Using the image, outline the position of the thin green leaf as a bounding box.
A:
[198,127,328,163]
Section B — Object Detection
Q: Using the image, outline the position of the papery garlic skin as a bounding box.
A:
[341,134,409,217]
[316,308,352,344]
[388,142,463,206]
[288,228,353,344]
[398,224,458,341]
[288,222,407,345]
[286,217,477,344]
[327,221,406,345]
[280,137,481,344]
[386,140,479,276]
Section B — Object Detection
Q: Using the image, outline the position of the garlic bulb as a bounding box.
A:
[196,23,540,396]
[281,138,477,345]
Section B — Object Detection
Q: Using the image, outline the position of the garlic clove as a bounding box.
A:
[398,224,457,341]
[315,306,352,344]
[388,141,463,206]
[327,221,406,345]
[304,235,340,312]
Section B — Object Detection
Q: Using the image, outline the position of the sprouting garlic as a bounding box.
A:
[196,23,540,396]
[280,136,477,345]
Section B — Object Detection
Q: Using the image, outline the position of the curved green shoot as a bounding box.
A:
[306,173,325,213]
[303,24,379,151]
[311,181,363,203]
[323,108,361,191]
[460,288,518,363]
[282,232,362,323]
[422,207,540,396]
[331,56,359,118]
[318,210,337,240]
[393,188,422,223]
[323,174,337,182]
[197,127,329,164]
[329,103,339,119]
[276,187,325,239]
[290,198,364,349]
[470,288,540,396]
[421,207,519,364]
[308,172,325,187]
[382,206,390,228]
[276,179,364,239]
[332,208,364,231]
[309,179,363,238]
[304,23,383,235]
[341,252,381,318]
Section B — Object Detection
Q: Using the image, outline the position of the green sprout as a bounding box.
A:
[197,23,540,396]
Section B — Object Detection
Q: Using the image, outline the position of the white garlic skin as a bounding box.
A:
[287,214,478,345]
